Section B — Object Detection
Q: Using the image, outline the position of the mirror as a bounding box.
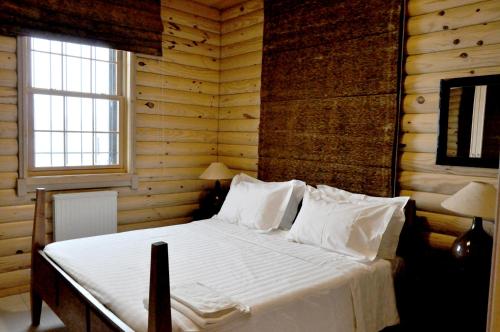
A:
[437,75,500,168]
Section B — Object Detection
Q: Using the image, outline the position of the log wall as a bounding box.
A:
[0,0,220,297]
[1,0,499,297]
[401,0,499,250]
[218,0,263,177]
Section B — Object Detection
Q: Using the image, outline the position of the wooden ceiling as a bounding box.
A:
[193,0,247,10]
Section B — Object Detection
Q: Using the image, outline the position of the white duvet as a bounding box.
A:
[44,218,399,332]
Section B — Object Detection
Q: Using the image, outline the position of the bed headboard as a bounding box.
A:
[396,199,417,259]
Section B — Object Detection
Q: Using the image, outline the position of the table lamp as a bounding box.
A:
[441,181,496,263]
[199,162,234,214]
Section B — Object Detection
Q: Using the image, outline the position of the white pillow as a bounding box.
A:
[316,185,409,259]
[287,186,398,262]
[229,173,306,230]
[218,179,294,231]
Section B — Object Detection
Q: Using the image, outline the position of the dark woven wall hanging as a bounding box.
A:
[258,0,404,197]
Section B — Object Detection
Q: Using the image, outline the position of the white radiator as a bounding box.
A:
[53,191,117,241]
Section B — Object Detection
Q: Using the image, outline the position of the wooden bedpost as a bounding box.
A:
[31,188,46,326]
[148,241,172,332]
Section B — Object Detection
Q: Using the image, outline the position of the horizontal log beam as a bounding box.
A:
[399,152,499,177]
[408,0,485,16]
[408,0,500,35]
[136,167,206,181]
[222,9,264,34]
[136,128,217,143]
[407,20,500,55]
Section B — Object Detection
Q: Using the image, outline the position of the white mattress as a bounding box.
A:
[44,218,399,332]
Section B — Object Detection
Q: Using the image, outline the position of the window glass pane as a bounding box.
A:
[65,42,81,57]
[95,99,119,132]
[95,133,109,153]
[82,133,93,153]
[81,58,91,93]
[52,132,64,153]
[50,54,62,90]
[32,38,50,52]
[95,99,109,131]
[111,134,119,164]
[32,51,51,89]
[67,153,82,166]
[35,154,51,167]
[81,98,93,131]
[65,56,82,92]
[50,41,62,54]
[35,132,51,153]
[95,133,119,165]
[82,153,93,166]
[66,133,81,153]
[81,45,91,59]
[95,153,111,166]
[94,61,112,94]
[66,97,81,131]
[52,153,64,167]
[95,47,111,61]
[51,96,64,131]
[33,94,51,130]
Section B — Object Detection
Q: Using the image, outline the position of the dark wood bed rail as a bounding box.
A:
[30,188,173,332]
[31,188,45,326]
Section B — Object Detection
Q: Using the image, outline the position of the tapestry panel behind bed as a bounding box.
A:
[258,0,404,197]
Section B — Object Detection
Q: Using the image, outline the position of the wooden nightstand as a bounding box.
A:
[397,247,490,332]
[192,188,228,221]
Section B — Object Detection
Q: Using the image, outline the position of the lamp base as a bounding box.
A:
[195,180,227,219]
[451,217,493,266]
[450,217,493,331]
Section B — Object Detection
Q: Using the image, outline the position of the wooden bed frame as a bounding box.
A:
[31,188,172,332]
[30,188,417,332]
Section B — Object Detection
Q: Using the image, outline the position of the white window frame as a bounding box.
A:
[17,36,137,196]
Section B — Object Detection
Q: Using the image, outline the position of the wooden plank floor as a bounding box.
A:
[0,293,65,331]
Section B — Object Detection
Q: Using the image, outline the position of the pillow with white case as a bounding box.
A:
[228,173,306,230]
[287,186,398,262]
[218,177,296,231]
[316,185,409,260]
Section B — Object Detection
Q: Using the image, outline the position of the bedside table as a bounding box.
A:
[192,188,228,221]
[398,247,490,332]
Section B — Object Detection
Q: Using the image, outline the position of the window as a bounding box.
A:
[17,37,136,195]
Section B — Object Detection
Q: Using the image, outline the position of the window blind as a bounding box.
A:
[0,0,163,56]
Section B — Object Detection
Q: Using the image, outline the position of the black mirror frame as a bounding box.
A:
[436,74,500,169]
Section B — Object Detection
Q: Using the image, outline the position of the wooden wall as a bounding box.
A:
[0,0,220,297]
[400,0,499,250]
[1,0,499,297]
[0,35,28,298]
[218,0,263,177]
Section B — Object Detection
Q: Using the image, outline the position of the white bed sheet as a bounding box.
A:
[44,218,399,332]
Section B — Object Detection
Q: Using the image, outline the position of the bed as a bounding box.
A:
[30,188,416,332]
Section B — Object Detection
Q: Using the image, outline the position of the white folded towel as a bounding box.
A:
[144,282,250,328]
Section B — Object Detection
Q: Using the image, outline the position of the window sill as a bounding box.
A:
[17,173,138,196]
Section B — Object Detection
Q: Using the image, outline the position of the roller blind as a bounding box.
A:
[0,0,163,56]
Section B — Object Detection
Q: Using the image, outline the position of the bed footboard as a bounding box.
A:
[148,242,172,332]
[30,188,173,332]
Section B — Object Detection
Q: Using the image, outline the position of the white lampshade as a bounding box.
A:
[441,181,497,221]
[199,162,234,180]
